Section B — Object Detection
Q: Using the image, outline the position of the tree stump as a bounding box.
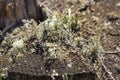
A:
[8,53,98,80]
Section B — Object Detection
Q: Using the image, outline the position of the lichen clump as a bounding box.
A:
[0,8,102,60]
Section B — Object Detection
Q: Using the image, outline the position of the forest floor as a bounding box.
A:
[0,0,120,80]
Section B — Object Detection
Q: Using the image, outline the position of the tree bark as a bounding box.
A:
[0,0,6,30]
[0,0,46,30]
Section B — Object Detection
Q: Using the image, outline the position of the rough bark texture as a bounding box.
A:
[0,0,46,30]
[8,71,97,80]
[0,0,6,30]
[8,54,97,80]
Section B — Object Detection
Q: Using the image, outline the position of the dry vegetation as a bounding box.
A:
[0,0,120,80]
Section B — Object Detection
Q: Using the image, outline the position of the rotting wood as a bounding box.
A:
[8,53,97,80]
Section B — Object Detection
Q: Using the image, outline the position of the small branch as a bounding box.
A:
[39,1,53,14]
[96,53,115,80]
[100,51,120,54]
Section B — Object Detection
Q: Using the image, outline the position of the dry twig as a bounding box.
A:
[96,52,115,80]
[101,50,120,54]
[39,1,53,14]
